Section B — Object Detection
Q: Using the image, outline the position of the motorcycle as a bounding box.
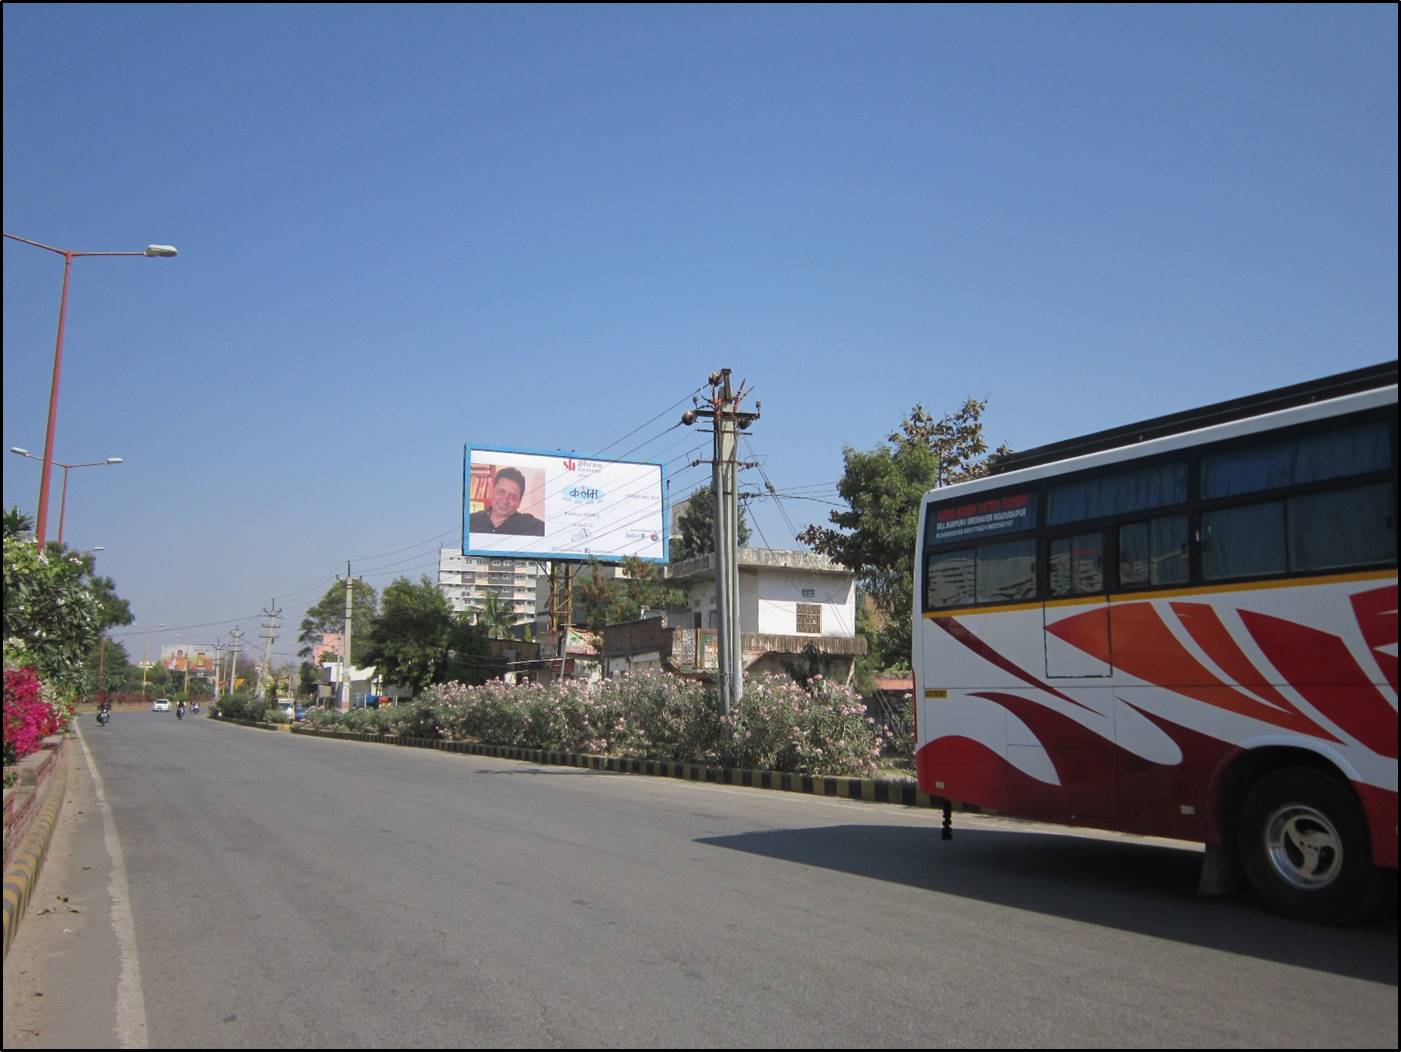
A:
[176,706,185,721]
[96,707,110,726]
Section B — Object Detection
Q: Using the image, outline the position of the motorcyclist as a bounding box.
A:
[176,700,186,719]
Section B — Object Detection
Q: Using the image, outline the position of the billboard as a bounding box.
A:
[464,446,667,562]
[161,644,215,674]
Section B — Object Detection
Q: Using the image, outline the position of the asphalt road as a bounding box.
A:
[4,711,1397,1048]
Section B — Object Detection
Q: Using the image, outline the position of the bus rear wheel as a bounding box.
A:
[1237,768,1378,925]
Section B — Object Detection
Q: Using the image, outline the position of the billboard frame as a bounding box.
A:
[462,443,670,564]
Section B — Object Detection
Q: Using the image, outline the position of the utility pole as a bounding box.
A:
[212,637,224,700]
[341,563,354,710]
[228,627,244,696]
[681,369,759,716]
[258,600,282,700]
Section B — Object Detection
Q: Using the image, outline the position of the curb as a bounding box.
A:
[282,724,953,811]
[3,737,70,961]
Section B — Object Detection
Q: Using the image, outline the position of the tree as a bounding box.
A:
[4,506,34,540]
[298,578,378,665]
[670,486,751,562]
[889,397,1012,486]
[3,536,103,696]
[363,576,491,694]
[573,557,688,627]
[476,590,518,640]
[86,636,135,694]
[799,398,1008,670]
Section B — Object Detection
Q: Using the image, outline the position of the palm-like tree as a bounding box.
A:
[477,590,516,639]
[3,506,34,540]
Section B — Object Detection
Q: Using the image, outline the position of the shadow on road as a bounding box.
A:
[698,822,1397,984]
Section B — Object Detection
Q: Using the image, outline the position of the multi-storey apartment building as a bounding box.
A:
[437,548,543,625]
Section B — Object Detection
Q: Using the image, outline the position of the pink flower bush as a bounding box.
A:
[326,671,883,777]
[4,666,65,765]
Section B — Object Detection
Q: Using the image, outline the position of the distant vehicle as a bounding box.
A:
[152,698,172,712]
[294,705,308,722]
[914,362,1397,924]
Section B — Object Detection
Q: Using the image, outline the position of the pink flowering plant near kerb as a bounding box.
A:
[321,670,883,778]
[4,666,65,766]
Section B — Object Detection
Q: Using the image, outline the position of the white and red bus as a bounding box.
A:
[913,363,1397,922]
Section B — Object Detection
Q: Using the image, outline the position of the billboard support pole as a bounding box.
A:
[549,562,575,679]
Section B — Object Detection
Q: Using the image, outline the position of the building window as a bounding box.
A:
[797,603,821,634]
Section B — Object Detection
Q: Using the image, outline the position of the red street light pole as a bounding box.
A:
[2,232,176,551]
[8,448,122,546]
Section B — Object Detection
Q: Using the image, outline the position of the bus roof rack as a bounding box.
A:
[986,360,1398,476]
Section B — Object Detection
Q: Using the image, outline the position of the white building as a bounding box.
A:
[599,549,864,682]
[437,549,543,625]
[668,548,857,638]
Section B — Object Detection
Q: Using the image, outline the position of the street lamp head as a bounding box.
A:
[11,447,31,457]
[144,245,178,257]
[105,457,123,464]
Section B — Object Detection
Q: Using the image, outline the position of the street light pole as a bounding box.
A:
[2,232,176,551]
[9,448,122,546]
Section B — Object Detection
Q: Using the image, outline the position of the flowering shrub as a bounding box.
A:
[307,672,883,777]
[389,699,442,740]
[218,694,267,722]
[342,706,396,734]
[3,537,102,697]
[4,666,65,766]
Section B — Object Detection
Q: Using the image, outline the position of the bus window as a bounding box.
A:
[1201,419,1391,498]
[927,549,974,609]
[1119,515,1189,587]
[1049,533,1105,596]
[976,538,1037,603]
[1288,482,1396,572]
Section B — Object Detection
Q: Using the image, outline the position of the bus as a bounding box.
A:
[913,363,1397,923]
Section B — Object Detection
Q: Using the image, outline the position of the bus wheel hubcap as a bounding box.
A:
[1265,805,1342,890]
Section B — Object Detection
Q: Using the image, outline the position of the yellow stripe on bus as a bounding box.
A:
[923,568,1397,620]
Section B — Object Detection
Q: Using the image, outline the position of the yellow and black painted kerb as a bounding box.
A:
[3,741,70,961]
[284,724,950,811]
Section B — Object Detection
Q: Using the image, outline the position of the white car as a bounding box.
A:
[152,698,171,712]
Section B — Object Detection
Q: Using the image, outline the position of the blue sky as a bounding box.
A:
[4,4,1396,665]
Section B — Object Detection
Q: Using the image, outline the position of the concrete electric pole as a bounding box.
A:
[341,564,354,710]
[258,600,282,700]
[681,369,759,716]
[227,627,244,696]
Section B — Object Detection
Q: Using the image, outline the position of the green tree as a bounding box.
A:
[889,396,1012,486]
[364,576,491,694]
[476,590,518,640]
[574,557,687,627]
[297,661,321,700]
[298,579,378,665]
[799,398,1008,670]
[4,506,34,540]
[86,635,135,694]
[670,486,751,561]
[3,536,103,696]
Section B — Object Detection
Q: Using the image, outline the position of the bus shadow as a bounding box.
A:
[696,823,1397,984]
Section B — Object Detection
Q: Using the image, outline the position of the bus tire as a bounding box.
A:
[1237,768,1378,925]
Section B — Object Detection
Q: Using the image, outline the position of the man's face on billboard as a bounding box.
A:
[491,476,523,519]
